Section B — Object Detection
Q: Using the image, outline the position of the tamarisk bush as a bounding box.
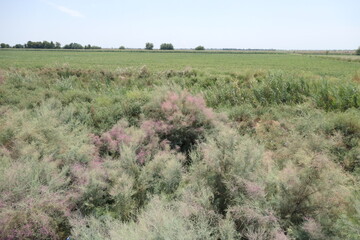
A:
[142,87,217,154]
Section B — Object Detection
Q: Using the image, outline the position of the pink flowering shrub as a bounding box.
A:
[142,89,217,154]
[0,195,71,240]
[92,89,218,163]
[91,119,165,165]
[91,120,132,157]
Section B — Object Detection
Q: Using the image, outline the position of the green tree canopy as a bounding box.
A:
[145,42,154,50]
[160,43,174,50]
[63,43,84,49]
[0,43,11,48]
[195,46,205,50]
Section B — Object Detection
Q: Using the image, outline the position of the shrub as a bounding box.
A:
[0,99,94,166]
[195,46,205,50]
[109,197,216,240]
[0,100,97,238]
[119,46,125,50]
[139,150,184,195]
[333,192,360,239]
[142,88,217,154]
[92,120,132,157]
[160,43,174,50]
[188,125,266,214]
[274,154,351,235]
[324,110,360,171]
[71,197,217,240]
[186,125,286,237]
[0,195,71,240]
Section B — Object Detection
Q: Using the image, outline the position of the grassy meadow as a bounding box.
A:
[1,49,359,76]
[1,49,360,239]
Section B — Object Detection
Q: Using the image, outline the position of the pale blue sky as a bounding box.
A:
[1,0,359,49]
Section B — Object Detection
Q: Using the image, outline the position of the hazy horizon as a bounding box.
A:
[1,0,359,50]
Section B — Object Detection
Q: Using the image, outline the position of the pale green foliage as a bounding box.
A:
[189,124,265,211]
[70,216,111,240]
[108,197,214,240]
[0,99,94,201]
[0,99,93,164]
[273,153,352,236]
[139,150,184,195]
[71,197,216,240]
[334,192,360,239]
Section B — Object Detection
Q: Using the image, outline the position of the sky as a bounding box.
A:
[0,0,359,50]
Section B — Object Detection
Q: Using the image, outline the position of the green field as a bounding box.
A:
[1,49,359,77]
[1,49,360,239]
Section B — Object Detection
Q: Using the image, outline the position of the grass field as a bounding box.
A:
[1,49,360,239]
[1,49,360,77]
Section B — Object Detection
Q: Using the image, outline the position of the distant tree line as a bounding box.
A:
[0,41,102,50]
[144,43,207,51]
[0,43,11,48]
[144,43,175,50]
[25,41,61,49]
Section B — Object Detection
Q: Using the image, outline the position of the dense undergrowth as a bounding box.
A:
[0,66,360,239]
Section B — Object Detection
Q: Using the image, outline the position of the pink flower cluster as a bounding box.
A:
[92,122,131,156]
[141,91,216,154]
[158,91,214,126]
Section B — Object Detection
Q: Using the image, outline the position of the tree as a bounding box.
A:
[42,41,53,49]
[145,42,154,50]
[63,43,83,49]
[160,43,174,50]
[119,46,125,50]
[195,46,205,50]
[86,44,101,49]
[0,43,11,48]
[356,47,360,55]
[14,44,24,48]
[55,42,61,49]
